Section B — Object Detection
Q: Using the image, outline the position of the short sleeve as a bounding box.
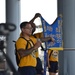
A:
[16,38,27,50]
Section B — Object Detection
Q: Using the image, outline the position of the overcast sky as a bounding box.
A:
[21,0,57,25]
[0,0,5,23]
[0,0,57,25]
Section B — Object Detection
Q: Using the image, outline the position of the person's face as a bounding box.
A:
[22,23,33,36]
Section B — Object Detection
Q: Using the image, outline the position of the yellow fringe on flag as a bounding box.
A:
[49,47,63,50]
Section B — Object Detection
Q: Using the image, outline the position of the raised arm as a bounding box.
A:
[29,13,41,23]
[29,13,41,33]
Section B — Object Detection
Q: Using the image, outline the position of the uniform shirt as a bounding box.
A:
[20,32,43,58]
[48,50,58,62]
[16,36,37,67]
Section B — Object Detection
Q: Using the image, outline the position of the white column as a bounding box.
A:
[58,0,75,75]
[6,0,20,70]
